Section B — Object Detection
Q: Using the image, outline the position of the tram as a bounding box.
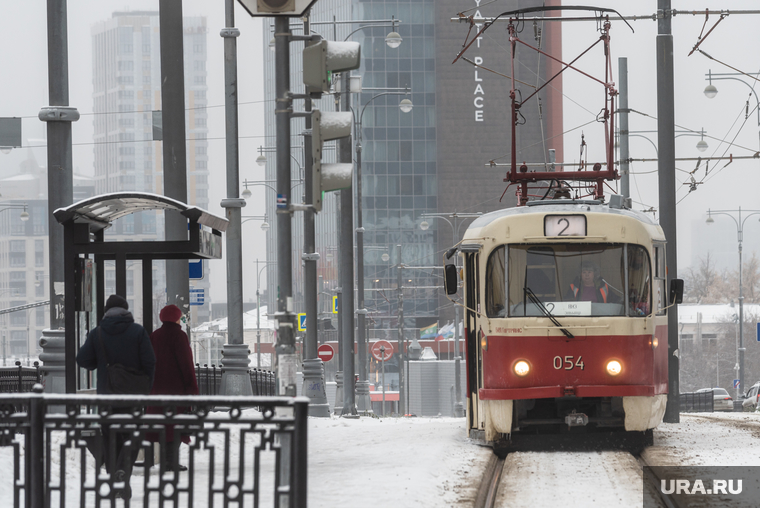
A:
[447,7,683,447]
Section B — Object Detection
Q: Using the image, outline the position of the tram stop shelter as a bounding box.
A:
[54,192,228,393]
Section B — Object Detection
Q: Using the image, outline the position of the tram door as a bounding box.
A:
[464,252,480,429]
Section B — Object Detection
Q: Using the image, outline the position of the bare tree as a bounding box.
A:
[683,253,729,304]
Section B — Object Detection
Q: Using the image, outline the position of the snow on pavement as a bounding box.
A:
[307,415,491,508]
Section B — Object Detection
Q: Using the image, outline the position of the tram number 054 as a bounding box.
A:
[553,356,585,370]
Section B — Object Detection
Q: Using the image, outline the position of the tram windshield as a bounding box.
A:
[485,244,652,318]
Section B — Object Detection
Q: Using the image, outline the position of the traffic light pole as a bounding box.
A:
[274,16,297,397]
[339,72,357,416]
[301,14,330,417]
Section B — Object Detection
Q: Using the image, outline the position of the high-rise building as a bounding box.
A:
[261,0,562,339]
[91,11,211,326]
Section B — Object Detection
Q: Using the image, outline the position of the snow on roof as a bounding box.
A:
[678,304,760,324]
[193,305,275,333]
[0,173,36,181]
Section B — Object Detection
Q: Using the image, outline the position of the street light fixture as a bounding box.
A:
[0,202,29,221]
[351,87,413,411]
[705,206,760,397]
[704,69,760,127]
[385,31,402,49]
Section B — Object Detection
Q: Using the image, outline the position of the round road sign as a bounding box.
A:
[371,340,394,362]
[317,344,335,362]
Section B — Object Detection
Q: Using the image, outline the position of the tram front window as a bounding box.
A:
[485,244,651,318]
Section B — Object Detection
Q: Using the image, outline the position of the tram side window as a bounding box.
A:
[627,245,651,317]
[654,244,666,315]
[486,246,507,317]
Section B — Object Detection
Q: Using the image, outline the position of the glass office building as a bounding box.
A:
[262,0,563,336]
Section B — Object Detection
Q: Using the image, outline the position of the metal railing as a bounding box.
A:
[679,391,714,412]
[0,361,41,394]
[0,386,308,508]
[194,364,276,396]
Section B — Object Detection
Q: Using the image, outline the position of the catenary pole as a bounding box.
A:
[219,0,251,395]
[618,57,630,202]
[40,0,77,393]
[657,0,679,423]
[159,0,190,320]
[274,16,297,397]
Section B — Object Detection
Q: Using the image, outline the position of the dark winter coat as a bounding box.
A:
[149,322,198,397]
[76,308,156,394]
[146,321,198,444]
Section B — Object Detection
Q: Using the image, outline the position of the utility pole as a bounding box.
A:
[219,0,251,396]
[618,57,630,204]
[657,0,679,423]
[339,72,356,416]
[159,0,190,320]
[39,0,77,393]
[396,244,405,416]
[301,13,330,417]
[274,16,297,397]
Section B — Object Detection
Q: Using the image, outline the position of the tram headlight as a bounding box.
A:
[650,336,659,349]
[514,360,530,377]
[606,360,622,376]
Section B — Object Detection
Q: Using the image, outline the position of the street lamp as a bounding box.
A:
[706,206,760,397]
[418,212,482,417]
[242,214,270,231]
[0,202,30,221]
[704,69,760,149]
[352,87,413,411]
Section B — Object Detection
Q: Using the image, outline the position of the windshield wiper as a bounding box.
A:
[524,287,574,339]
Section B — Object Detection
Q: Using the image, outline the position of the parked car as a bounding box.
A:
[742,382,760,412]
[696,387,734,412]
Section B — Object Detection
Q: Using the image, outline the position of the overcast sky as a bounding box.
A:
[1,1,759,308]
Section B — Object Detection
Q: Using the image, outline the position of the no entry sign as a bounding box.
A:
[371,340,394,362]
[317,344,334,362]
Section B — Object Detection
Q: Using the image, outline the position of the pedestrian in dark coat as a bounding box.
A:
[77,294,156,394]
[76,294,155,499]
[147,304,198,472]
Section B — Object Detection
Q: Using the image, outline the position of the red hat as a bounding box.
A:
[159,304,182,323]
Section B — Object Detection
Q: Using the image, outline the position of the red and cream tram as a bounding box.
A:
[446,201,681,446]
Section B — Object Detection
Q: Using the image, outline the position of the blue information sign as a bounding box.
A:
[189,259,203,280]
[189,288,205,306]
[332,295,338,314]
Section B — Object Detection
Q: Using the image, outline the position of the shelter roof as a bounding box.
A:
[53,191,228,233]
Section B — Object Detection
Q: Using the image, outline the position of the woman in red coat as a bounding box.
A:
[147,304,198,472]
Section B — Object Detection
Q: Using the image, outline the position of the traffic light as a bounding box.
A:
[303,40,361,94]
[311,109,353,212]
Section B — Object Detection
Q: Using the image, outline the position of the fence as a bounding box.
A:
[0,386,308,508]
[679,391,714,412]
[194,364,276,396]
[0,361,42,394]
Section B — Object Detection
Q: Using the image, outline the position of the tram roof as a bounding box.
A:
[468,199,658,230]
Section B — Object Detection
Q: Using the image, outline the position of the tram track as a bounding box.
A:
[473,454,505,508]
[472,446,685,508]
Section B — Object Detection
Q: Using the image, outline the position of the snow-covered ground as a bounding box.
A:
[1,411,758,507]
[305,412,760,508]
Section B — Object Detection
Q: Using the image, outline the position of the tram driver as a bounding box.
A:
[566,261,613,303]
